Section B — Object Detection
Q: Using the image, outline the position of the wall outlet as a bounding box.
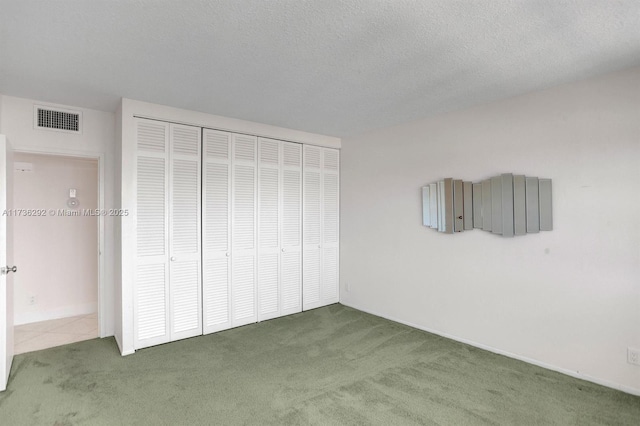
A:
[628,348,640,366]
[345,282,350,292]
[29,296,36,305]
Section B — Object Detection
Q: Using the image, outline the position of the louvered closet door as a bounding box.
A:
[302,145,323,310]
[257,139,281,321]
[321,149,340,305]
[231,134,258,327]
[202,129,232,334]
[134,118,170,349]
[169,124,202,341]
[280,142,302,316]
[257,139,302,321]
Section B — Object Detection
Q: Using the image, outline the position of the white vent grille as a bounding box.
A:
[34,105,82,133]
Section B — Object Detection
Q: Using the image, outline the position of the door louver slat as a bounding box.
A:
[203,258,229,327]
[137,157,166,256]
[204,163,229,252]
[171,261,200,333]
[136,264,167,340]
[172,159,199,253]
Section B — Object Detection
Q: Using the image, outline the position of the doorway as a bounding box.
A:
[11,153,99,354]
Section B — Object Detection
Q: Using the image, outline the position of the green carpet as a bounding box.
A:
[0,304,638,425]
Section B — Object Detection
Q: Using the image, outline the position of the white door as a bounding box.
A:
[202,129,232,334]
[257,138,281,321]
[231,134,257,327]
[168,124,202,341]
[257,139,303,321]
[134,119,170,349]
[302,146,340,311]
[302,145,322,310]
[321,149,339,305]
[0,135,15,392]
[280,142,302,316]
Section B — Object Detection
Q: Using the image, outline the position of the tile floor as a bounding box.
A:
[14,313,98,355]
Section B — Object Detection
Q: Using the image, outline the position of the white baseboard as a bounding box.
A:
[340,301,640,397]
[14,302,97,326]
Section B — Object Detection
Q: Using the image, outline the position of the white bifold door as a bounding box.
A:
[257,139,302,321]
[202,129,258,334]
[133,120,338,349]
[303,146,340,310]
[134,119,202,349]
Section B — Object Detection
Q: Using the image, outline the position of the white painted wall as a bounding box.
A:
[340,67,640,394]
[0,94,115,336]
[13,153,98,324]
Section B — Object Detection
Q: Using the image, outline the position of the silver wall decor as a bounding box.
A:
[422,174,552,237]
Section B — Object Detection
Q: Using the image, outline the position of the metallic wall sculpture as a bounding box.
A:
[422,173,552,237]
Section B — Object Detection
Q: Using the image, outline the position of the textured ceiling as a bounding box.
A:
[1,1,639,137]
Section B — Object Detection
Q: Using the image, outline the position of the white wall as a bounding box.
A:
[13,153,98,324]
[0,94,115,337]
[340,67,640,394]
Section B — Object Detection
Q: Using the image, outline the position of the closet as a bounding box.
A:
[131,116,339,351]
[201,129,258,333]
[302,146,340,310]
[257,138,303,321]
[134,118,202,350]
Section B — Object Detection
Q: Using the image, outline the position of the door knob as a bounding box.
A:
[170,257,176,261]
[225,252,230,257]
[281,248,285,252]
[1,265,17,275]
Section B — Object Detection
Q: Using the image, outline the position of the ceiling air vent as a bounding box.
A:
[34,105,82,134]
